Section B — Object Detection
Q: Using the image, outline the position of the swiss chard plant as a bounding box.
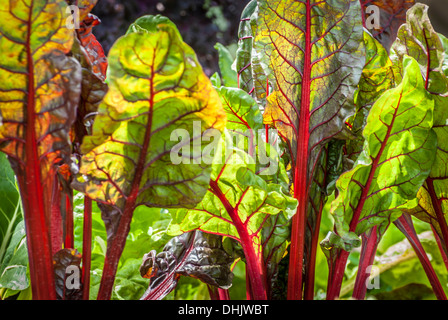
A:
[0,0,447,301]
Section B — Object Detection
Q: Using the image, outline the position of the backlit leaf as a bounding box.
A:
[323,56,437,254]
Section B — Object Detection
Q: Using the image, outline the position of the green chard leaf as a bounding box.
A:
[168,85,297,299]
[390,3,448,95]
[0,152,21,264]
[323,56,437,255]
[360,0,415,52]
[440,33,448,77]
[253,0,365,299]
[406,94,448,254]
[72,15,226,300]
[388,3,448,257]
[74,15,226,211]
[262,211,290,299]
[168,132,297,245]
[214,43,238,88]
[0,0,82,299]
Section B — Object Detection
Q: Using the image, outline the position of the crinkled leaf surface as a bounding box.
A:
[71,15,108,150]
[0,0,81,205]
[322,57,437,256]
[140,230,234,300]
[76,14,107,82]
[257,0,365,177]
[217,86,263,133]
[407,94,448,253]
[235,0,271,109]
[347,31,398,162]
[73,15,226,300]
[216,86,263,157]
[262,212,290,299]
[389,4,448,253]
[440,33,448,77]
[390,3,448,95]
[254,0,364,298]
[74,15,226,214]
[235,0,258,93]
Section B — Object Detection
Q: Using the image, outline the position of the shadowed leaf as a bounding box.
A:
[140,230,234,300]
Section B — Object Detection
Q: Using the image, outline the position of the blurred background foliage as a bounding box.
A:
[90,0,447,78]
[91,0,250,77]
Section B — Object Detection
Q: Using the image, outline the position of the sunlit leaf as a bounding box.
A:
[0,0,82,299]
[390,3,448,95]
[214,43,238,88]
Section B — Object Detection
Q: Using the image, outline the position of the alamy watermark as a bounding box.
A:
[169,121,280,175]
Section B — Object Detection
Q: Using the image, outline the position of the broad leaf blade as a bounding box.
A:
[254,0,365,298]
[257,0,365,171]
[168,133,297,244]
[390,3,448,95]
[75,15,226,211]
[73,15,226,299]
[347,31,398,162]
[215,43,238,88]
[0,220,28,292]
[325,56,437,252]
